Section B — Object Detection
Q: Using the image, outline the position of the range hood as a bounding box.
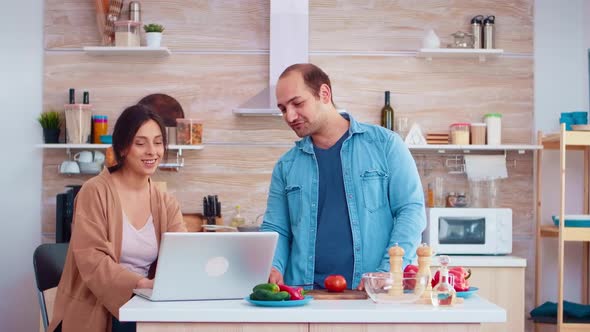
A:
[233,0,309,116]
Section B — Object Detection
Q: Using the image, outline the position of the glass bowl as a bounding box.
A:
[362,272,428,304]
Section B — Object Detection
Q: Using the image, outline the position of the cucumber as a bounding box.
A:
[250,289,290,301]
[252,283,280,293]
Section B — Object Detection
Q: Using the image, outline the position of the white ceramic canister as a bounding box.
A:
[484,113,502,145]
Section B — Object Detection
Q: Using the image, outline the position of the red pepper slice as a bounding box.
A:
[278,284,305,300]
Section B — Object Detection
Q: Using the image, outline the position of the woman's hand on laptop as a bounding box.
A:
[136,278,154,289]
[269,267,284,285]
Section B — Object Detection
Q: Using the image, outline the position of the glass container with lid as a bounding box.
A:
[114,20,141,47]
[450,122,470,145]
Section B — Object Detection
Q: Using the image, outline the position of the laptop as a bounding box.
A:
[133,232,278,301]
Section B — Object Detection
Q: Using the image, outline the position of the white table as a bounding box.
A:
[120,295,506,332]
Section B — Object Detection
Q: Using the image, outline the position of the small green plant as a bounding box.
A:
[37,111,62,129]
[144,24,165,33]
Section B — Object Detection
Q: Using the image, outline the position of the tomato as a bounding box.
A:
[324,274,347,292]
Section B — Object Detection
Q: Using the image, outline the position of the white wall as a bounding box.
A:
[0,0,44,330]
[535,0,590,307]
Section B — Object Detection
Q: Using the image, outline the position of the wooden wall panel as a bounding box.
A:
[312,56,534,144]
[310,0,534,53]
[44,0,269,50]
[44,54,533,144]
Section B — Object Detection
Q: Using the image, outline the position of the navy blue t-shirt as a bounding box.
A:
[313,131,354,289]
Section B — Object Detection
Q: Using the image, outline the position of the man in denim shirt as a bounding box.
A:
[261,63,426,290]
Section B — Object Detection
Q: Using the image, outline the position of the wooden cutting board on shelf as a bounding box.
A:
[306,289,368,300]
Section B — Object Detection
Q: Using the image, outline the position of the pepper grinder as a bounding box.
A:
[416,243,433,300]
[388,244,404,296]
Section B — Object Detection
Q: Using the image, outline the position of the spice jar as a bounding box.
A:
[92,115,108,144]
[176,119,203,145]
[446,192,457,207]
[470,123,486,145]
[455,192,468,207]
[114,20,141,47]
[450,123,470,145]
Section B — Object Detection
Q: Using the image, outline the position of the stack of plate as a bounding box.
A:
[426,133,449,145]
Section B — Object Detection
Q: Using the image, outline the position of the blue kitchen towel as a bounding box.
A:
[530,301,590,319]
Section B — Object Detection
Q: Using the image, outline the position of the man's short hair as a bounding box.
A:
[279,63,335,105]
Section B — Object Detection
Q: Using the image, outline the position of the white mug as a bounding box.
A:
[93,150,105,163]
[74,151,93,163]
[59,161,80,174]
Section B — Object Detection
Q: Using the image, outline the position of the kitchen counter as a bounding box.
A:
[120,295,505,332]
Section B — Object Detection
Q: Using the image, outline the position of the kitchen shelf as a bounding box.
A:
[83,46,171,57]
[407,144,541,154]
[417,48,504,62]
[535,125,590,330]
[37,143,203,172]
[232,109,282,117]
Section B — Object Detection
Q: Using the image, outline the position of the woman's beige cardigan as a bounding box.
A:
[48,169,186,332]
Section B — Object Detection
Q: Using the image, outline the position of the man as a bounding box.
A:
[260,63,425,290]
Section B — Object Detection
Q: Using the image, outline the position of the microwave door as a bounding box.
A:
[438,216,488,254]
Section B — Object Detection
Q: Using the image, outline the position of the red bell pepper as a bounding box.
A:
[403,264,419,289]
[431,266,471,292]
[278,284,305,300]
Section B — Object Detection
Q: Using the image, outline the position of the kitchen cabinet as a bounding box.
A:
[432,256,526,332]
[535,125,590,331]
[120,295,506,332]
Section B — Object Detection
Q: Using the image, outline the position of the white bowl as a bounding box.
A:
[78,161,103,174]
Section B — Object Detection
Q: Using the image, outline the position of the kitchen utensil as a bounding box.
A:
[306,289,368,300]
[138,94,185,127]
[74,151,93,163]
[449,31,474,48]
[244,295,313,307]
[362,272,428,304]
[59,161,80,174]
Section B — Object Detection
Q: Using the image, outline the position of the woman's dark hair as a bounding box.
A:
[108,104,167,173]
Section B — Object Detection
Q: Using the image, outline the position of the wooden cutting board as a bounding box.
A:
[137,93,185,127]
[306,289,368,300]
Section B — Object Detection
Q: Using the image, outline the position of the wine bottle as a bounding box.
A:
[83,91,90,104]
[380,91,394,130]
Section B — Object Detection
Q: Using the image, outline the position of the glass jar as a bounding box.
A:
[176,119,203,145]
[484,113,502,145]
[92,115,108,144]
[470,123,486,145]
[114,20,141,47]
[455,192,468,207]
[450,123,470,145]
[450,31,474,48]
[446,192,457,207]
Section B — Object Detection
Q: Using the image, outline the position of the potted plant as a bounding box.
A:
[144,23,165,48]
[38,111,62,143]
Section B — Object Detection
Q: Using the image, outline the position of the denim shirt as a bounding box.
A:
[260,113,426,289]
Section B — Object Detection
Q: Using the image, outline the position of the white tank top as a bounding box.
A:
[119,213,158,277]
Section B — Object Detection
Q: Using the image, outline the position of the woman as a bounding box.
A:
[48,105,186,332]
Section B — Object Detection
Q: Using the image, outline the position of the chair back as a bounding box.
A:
[33,243,68,331]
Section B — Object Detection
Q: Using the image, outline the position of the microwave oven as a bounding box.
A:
[423,208,512,255]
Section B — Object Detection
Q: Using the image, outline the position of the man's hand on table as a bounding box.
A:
[269,267,284,285]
